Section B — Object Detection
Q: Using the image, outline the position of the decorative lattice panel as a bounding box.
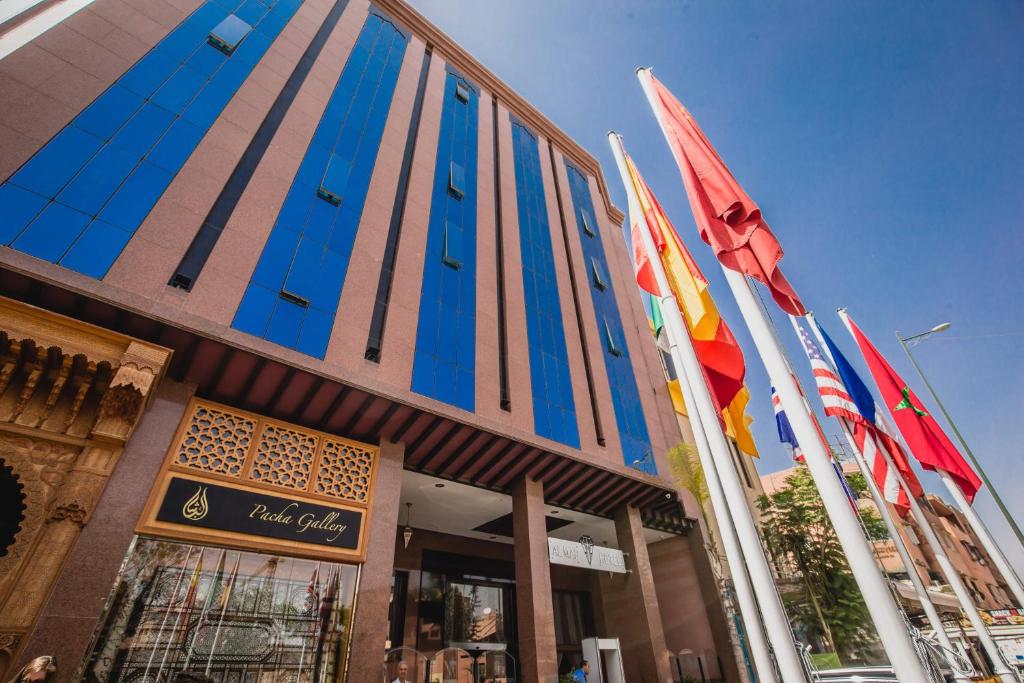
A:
[316,439,375,503]
[175,405,256,477]
[248,424,319,490]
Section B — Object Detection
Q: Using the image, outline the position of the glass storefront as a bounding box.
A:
[80,538,358,683]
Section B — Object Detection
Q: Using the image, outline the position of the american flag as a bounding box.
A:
[796,320,913,516]
[796,323,863,423]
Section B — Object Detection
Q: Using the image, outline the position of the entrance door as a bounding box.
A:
[553,590,595,675]
[444,581,509,646]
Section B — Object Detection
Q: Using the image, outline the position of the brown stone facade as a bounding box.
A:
[0,0,741,679]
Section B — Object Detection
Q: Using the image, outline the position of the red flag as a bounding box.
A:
[631,220,660,295]
[643,72,805,316]
[846,314,981,502]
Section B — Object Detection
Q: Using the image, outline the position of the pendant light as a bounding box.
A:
[402,502,413,548]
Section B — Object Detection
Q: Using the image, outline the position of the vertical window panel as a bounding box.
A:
[510,121,580,448]
[564,162,653,473]
[411,72,479,412]
[232,14,409,360]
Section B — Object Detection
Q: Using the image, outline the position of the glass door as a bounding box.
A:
[444,581,508,646]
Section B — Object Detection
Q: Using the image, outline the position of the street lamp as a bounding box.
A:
[896,323,1024,551]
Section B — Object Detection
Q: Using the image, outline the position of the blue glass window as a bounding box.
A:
[580,208,596,237]
[317,153,352,205]
[564,162,653,473]
[232,14,409,359]
[411,74,479,412]
[510,120,580,448]
[591,257,607,290]
[442,220,462,270]
[0,0,302,279]
[448,161,465,198]
[208,14,251,54]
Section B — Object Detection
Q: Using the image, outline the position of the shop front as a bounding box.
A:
[76,399,379,683]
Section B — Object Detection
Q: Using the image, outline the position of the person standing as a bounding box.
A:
[390,660,413,683]
[571,660,589,683]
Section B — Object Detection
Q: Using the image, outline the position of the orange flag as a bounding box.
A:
[643,71,805,316]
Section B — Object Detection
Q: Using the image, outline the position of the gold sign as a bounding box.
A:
[182,486,209,521]
[137,399,379,563]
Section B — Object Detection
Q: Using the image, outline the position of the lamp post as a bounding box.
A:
[896,323,1024,554]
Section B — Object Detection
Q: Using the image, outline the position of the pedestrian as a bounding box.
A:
[8,656,56,683]
[571,659,589,683]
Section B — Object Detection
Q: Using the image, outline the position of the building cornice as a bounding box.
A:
[374,0,625,226]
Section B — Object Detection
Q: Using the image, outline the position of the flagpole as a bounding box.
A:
[935,469,1024,607]
[802,314,970,681]
[869,394,1024,609]
[837,309,1018,681]
[896,329,1024,555]
[608,131,799,683]
[636,67,930,683]
[669,372,778,683]
[893,337,1024,607]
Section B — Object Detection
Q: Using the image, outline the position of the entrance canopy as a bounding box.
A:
[400,471,680,549]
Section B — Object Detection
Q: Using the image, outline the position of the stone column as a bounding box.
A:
[599,504,672,683]
[346,439,405,683]
[512,476,558,683]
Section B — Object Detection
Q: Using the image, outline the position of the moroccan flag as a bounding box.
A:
[844,313,981,502]
[640,71,805,316]
[623,149,755,454]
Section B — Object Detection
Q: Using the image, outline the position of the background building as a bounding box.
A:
[0,0,739,680]
[762,463,1016,618]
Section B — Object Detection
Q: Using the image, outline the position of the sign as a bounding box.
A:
[548,536,626,573]
[156,477,363,550]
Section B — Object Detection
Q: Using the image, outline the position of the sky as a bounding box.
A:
[407,1,1024,569]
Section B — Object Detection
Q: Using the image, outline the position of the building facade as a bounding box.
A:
[0,0,738,681]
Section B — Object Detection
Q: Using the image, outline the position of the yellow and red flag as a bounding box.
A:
[624,151,756,456]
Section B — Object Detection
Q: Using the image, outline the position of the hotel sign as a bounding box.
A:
[156,476,363,550]
[548,536,627,574]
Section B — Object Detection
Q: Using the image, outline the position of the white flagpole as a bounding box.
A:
[934,471,1024,608]
[608,131,799,683]
[636,67,930,683]
[802,314,970,681]
[837,309,1018,681]
[869,392,1024,607]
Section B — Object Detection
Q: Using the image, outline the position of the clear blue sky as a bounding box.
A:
[409,0,1024,568]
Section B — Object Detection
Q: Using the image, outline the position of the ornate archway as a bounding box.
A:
[0,297,170,679]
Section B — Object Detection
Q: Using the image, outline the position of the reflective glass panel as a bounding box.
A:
[444,582,506,645]
[81,537,358,683]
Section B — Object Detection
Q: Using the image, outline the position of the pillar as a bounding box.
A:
[599,504,672,683]
[346,439,405,683]
[512,476,558,683]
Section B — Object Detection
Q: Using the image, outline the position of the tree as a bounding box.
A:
[757,466,887,663]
